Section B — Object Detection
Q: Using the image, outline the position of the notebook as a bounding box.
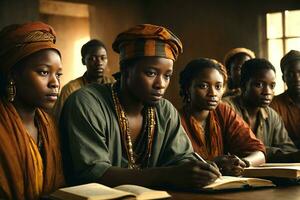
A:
[202,176,275,191]
[49,183,170,200]
[243,163,300,179]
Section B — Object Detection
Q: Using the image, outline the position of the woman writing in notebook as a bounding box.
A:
[179,58,266,176]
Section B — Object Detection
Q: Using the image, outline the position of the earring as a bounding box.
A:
[7,79,16,102]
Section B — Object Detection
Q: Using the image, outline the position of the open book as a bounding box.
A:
[49,183,171,200]
[243,163,300,179]
[202,176,275,191]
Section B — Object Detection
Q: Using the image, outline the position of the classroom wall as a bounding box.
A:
[1,0,300,108]
[88,0,145,75]
[0,0,39,29]
[141,0,300,108]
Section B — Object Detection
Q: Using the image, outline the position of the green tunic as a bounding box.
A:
[60,83,194,184]
[223,95,298,162]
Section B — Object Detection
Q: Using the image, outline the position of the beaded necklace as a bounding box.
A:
[111,83,156,169]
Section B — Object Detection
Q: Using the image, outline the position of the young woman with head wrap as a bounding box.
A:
[59,24,221,190]
[179,58,265,176]
[0,22,65,199]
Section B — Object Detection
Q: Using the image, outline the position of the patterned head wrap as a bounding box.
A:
[280,50,300,73]
[223,47,255,68]
[112,24,183,63]
[0,21,59,74]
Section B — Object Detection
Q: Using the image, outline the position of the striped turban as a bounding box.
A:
[223,47,255,68]
[0,21,59,74]
[280,50,300,73]
[112,24,183,63]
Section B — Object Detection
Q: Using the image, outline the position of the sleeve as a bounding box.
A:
[265,108,298,161]
[53,83,77,122]
[218,104,266,157]
[154,100,195,166]
[59,89,112,184]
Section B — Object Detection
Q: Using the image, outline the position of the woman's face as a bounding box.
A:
[189,67,225,111]
[243,69,276,108]
[125,57,173,106]
[13,49,62,110]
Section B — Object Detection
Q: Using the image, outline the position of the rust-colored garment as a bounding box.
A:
[270,91,300,149]
[0,100,65,200]
[180,103,265,160]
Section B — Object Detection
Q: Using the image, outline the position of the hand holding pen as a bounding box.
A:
[193,152,222,178]
[213,153,247,176]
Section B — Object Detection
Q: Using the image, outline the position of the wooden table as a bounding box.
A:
[170,185,300,200]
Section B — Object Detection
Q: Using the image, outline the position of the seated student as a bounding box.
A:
[224,58,299,162]
[223,47,255,97]
[0,22,64,199]
[270,50,300,149]
[60,24,221,190]
[53,39,115,121]
[179,58,265,176]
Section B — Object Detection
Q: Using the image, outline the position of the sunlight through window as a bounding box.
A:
[74,37,90,79]
[266,10,300,95]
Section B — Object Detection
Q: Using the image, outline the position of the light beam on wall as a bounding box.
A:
[73,37,90,79]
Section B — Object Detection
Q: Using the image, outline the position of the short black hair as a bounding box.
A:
[240,58,276,88]
[179,58,227,103]
[280,50,300,73]
[81,39,106,58]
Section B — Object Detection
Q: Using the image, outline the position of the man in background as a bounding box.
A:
[223,47,255,97]
[270,50,300,149]
[53,39,115,121]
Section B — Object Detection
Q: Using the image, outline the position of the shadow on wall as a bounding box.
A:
[39,0,91,87]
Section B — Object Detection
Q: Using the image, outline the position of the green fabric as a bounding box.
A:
[60,83,194,184]
[223,95,298,162]
[53,73,115,122]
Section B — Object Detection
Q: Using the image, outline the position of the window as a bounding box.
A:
[266,10,300,94]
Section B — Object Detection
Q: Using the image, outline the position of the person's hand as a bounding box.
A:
[166,160,221,190]
[213,154,247,176]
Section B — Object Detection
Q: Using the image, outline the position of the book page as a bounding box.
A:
[114,185,170,200]
[260,163,300,167]
[50,183,135,200]
[246,178,275,187]
[203,176,274,190]
[203,176,248,190]
[243,166,300,179]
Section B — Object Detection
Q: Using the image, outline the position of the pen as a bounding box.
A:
[228,152,250,167]
[193,152,208,163]
[193,152,222,178]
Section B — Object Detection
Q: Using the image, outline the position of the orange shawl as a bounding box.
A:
[180,103,266,161]
[181,107,223,160]
[0,100,64,199]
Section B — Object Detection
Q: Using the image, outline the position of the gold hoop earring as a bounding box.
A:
[7,79,16,102]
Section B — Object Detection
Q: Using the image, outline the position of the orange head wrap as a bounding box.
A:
[0,21,60,74]
[112,24,183,63]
